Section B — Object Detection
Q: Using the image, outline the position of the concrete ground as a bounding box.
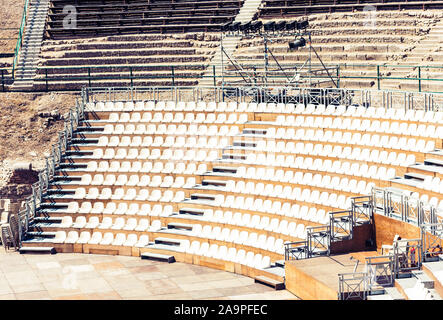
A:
[0,249,297,300]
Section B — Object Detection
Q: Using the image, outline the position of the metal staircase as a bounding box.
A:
[12,0,50,91]
[199,0,263,86]
[285,196,374,261]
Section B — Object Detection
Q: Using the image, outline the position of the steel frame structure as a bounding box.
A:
[220,29,339,89]
[421,223,443,262]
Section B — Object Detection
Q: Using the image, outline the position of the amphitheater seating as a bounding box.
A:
[45,0,244,39]
[231,10,443,91]
[37,33,219,90]
[21,98,443,281]
[258,0,443,18]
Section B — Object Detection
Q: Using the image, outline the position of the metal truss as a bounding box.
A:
[393,238,422,276]
[307,225,330,256]
[338,272,368,300]
[365,255,395,292]
[284,241,309,260]
[329,210,353,242]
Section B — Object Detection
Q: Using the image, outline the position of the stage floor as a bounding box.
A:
[0,250,297,300]
[285,251,379,299]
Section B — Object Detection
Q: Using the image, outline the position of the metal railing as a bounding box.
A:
[329,210,353,242]
[365,255,395,291]
[372,187,443,228]
[1,62,443,93]
[284,241,309,260]
[421,223,443,262]
[12,0,30,77]
[81,85,443,113]
[16,88,87,244]
[338,272,368,300]
[283,196,373,261]
[392,238,422,276]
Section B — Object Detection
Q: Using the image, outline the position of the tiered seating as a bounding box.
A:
[21,98,443,281]
[45,0,244,39]
[258,0,443,18]
[232,11,443,91]
[36,33,219,90]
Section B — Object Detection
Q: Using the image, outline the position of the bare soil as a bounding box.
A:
[0,92,77,187]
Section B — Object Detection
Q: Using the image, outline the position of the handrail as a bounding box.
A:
[17,89,86,243]
[12,0,30,78]
[1,61,442,93]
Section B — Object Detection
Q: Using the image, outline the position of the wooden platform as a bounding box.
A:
[285,251,378,300]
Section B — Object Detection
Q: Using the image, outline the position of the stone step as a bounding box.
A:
[242,128,267,135]
[26,231,56,239]
[404,172,430,182]
[233,140,257,148]
[154,237,182,247]
[179,207,205,216]
[33,217,62,224]
[424,158,443,167]
[190,193,216,201]
[212,166,237,174]
[167,222,193,231]
[254,275,285,290]
[221,153,246,161]
[201,179,227,187]
[140,252,175,263]
[19,246,56,254]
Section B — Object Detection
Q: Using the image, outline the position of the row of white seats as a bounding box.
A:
[261,128,436,153]
[234,160,396,181]
[87,100,442,124]
[77,188,185,204]
[97,135,230,149]
[407,192,443,211]
[84,161,207,175]
[197,209,316,234]
[101,112,248,125]
[224,176,374,197]
[102,123,240,136]
[64,203,310,241]
[90,148,219,162]
[54,230,150,247]
[186,241,272,269]
[230,173,377,193]
[234,148,415,168]
[89,100,295,114]
[53,221,284,259]
[222,196,335,223]
[191,225,286,254]
[89,100,249,113]
[219,191,351,213]
[72,179,195,200]
[415,178,443,196]
[274,115,442,138]
[67,201,175,216]
[78,174,196,189]
[59,215,153,231]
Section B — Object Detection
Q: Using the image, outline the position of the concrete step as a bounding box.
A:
[190,193,216,201]
[254,275,285,290]
[201,179,227,187]
[19,246,56,254]
[167,222,193,231]
[141,252,175,263]
[179,207,205,216]
[404,172,430,182]
[212,166,237,175]
[154,237,182,247]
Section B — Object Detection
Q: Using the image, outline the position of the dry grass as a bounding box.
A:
[0,92,77,167]
[0,0,26,66]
